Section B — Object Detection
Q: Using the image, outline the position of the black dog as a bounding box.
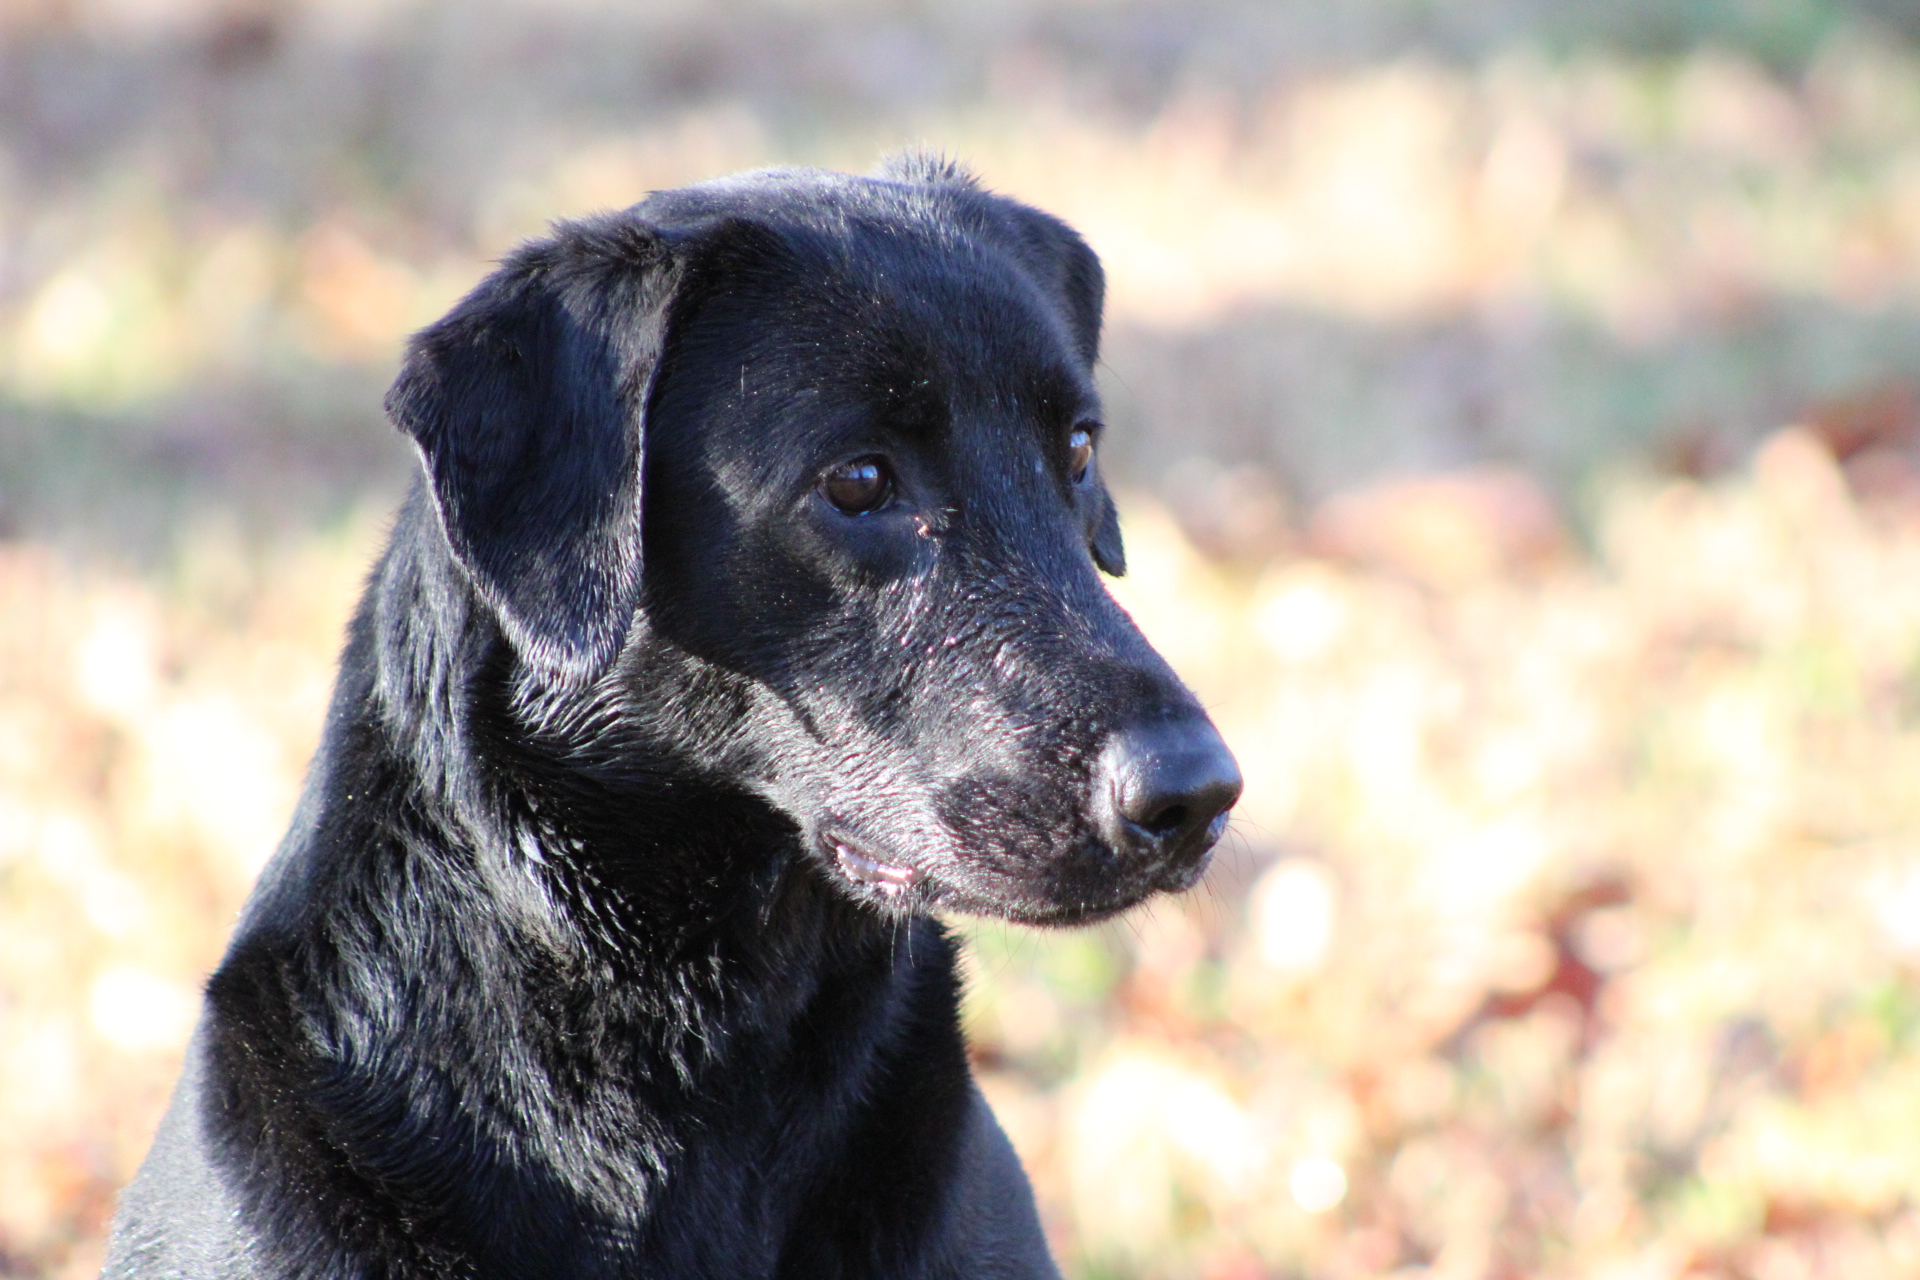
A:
[103,156,1240,1279]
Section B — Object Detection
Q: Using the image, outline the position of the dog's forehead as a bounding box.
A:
[651,172,1096,409]
[788,232,1088,417]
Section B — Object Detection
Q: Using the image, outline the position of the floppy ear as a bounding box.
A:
[385,220,676,681]
[1090,485,1126,577]
[1002,210,1105,369]
[989,207,1123,575]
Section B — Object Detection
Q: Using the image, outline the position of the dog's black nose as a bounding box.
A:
[1096,720,1242,872]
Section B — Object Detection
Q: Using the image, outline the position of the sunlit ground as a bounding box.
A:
[7,432,1920,1277]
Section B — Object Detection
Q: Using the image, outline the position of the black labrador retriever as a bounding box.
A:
[103,155,1241,1279]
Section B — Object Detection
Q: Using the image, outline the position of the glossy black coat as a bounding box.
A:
[103,157,1237,1279]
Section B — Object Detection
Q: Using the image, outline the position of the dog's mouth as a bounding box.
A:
[987,840,1217,928]
[825,831,924,900]
[819,820,1223,919]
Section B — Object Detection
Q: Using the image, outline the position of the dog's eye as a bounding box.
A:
[1068,427,1096,485]
[820,456,895,515]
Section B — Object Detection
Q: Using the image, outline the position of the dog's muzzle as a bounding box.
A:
[1090,717,1242,888]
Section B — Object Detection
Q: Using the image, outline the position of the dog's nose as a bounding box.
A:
[1095,720,1242,873]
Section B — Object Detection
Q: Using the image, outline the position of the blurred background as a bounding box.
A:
[8,0,1920,1275]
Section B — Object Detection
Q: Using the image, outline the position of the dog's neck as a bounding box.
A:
[207,516,951,1271]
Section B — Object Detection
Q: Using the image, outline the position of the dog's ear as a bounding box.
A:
[977,201,1121,575]
[994,216,1120,573]
[1001,209,1105,370]
[1090,486,1126,577]
[385,220,676,681]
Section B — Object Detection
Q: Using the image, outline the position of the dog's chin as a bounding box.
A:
[939,873,1162,927]
[974,844,1220,927]
[816,825,1219,927]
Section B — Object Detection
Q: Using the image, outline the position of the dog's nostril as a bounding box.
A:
[1099,719,1243,858]
[1139,803,1188,838]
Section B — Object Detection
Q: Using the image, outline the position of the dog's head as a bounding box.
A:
[386,158,1240,926]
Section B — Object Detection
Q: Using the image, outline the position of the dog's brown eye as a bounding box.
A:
[1068,428,1095,485]
[821,457,894,514]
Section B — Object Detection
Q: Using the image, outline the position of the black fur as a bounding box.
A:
[104,162,1237,1278]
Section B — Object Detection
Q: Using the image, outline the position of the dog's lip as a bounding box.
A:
[1153,844,1218,893]
[940,827,1223,924]
[963,880,1152,927]
[826,832,924,898]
